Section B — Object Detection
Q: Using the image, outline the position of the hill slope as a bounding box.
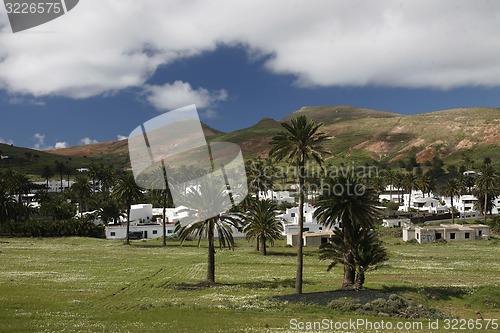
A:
[3,106,499,174]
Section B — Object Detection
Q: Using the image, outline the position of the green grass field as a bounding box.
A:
[0,236,498,332]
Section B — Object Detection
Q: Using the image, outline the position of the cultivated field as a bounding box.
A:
[0,236,498,332]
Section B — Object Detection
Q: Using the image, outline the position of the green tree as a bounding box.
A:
[269,115,330,294]
[403,173,417,211]
[71,175,92,214]
[474,164,499,224]
[383,169,397,202]
[175,178,242,284]
[41,165,54,190]
[54,161,66,192]
[441,178,463,224]
[113,172,143,245]
[243,199,283,255]
[97,199,124,224]
[416,172,433,197]
[319,227,388,289]
[313,175,380,289]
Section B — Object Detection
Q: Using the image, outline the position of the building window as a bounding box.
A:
[291,213,295,217]
[450,233,456,240]
[152,230,158,235]
[110,232,115,237]
[416,233,419,239]
[478,230,482,236]
[436,233,442,240]
[465,232,470,239]
[167,230,173,234]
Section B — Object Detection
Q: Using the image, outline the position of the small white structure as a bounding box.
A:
[403,224,490,243]
[382,218,411,228]
[33,180,75,193]
[106,223,177,240]
[287,231,333,247]
[278,203,337,236]
[130,204,153,223]
[258,190,295,204]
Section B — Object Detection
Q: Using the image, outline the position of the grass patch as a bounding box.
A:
[0,236,498,332]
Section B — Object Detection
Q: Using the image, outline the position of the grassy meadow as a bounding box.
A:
[0,236,499,332]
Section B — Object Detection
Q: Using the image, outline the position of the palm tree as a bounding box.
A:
[54,161,66,192]
[113,172,144,245]
[71,175,92,214]
[148,165,174,247]
[441,178,462,224]
[383,169,396,202]
[313,174,380,289]
[243,199,283,255]
[246,159,275,200]
[5,171,32,221]
[319,227,388,289]
[41,165,54,190]
[175,177,242,284]
[97,199,125,224]
[88,163,100,193]
[416,172,433,198]
[394,172,404,203]
[0,178,16,224]
[269,115,330,294]
[403,172,417,211]
[475,164,499,224]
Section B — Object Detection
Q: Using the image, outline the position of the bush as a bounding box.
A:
[385,202,400,211]
[0,217,104,238]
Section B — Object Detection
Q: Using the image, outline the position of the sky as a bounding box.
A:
[0,0,499,150]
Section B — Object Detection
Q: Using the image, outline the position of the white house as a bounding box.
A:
[257,190,295,204]
[33,180,75,193]
[403,224,490,243]
[106,223,177,240]
[382,218,411,228]
[287,231,333,247]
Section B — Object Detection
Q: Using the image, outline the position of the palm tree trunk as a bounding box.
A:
[162,191,167,247]
[261,236,266,256]
[484,192,488,225]
[295,159,305,294]
[207,221,215,284]
[354,269,365,290]
[125,207,131,245]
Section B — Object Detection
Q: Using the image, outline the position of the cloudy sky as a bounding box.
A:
[1,0,499,149]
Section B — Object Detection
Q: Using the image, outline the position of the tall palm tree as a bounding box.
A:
[269,115,330,294]
[113,172,144,245]
[0,178,16,224]
[475,164,499,224]
[441,178,462,224]
[148,165,174,247]
[88,163,100,193]
[383,169,397,202]
[54,161,66,192]
[403,172,417,211]
[175,177,242,284]
[5,171,32,221]
[97,199,125,224]
[313,175,380,289]
[393,172,404,203]
[71,175,92,214]
[243,199,283,255]
[246,159,275,200]
[416,172,433,198]
[41,165,54,190]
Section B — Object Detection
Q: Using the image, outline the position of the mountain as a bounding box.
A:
[2,106,499,174]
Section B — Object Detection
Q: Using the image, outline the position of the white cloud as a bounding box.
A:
[79,137,99,145]
[0,137,14,145]
[145,81,228,111]
[55,141,69,149]
[1,0,500,96]
[117,135,127,141]
[32,133,45,150]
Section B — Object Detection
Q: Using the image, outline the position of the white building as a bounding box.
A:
[257,190,295,204]
[278,203,337,236]
[382,218,411,228]
[33,180,75,193]
[403,224,490,243]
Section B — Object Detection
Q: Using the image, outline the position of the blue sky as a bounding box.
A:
[1,1,499,149]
